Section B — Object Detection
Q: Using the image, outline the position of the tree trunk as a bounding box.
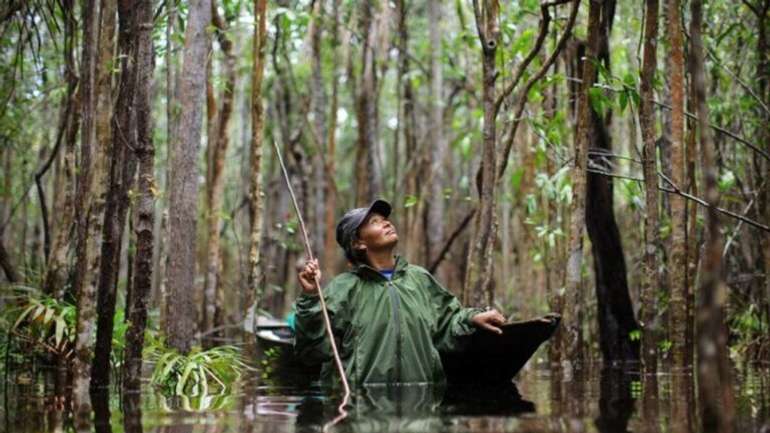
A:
[563,0,601,360]
[88,0,118,391]
[91,0,138,391]
[322,0,341,278]
[42,4,79,295]
[464,0,500,307]
[245,0,268,340]
[584,0,640,365]
[203,0,238,342]
[426,0,445,266]
[666,0,688,371]
[123,0,154,392]
[166,0,211,354]
[354,0,382,204]
[691,0,734,431]
[639,0,660,375]
[71,0,99,416]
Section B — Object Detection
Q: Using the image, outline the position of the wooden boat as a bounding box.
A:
[255,314,560,386]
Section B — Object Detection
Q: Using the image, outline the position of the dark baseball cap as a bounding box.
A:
[336,199,392,261]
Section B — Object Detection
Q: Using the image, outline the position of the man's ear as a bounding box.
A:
[352,239,367,252]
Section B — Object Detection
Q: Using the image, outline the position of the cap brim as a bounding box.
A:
[358,199,392,229]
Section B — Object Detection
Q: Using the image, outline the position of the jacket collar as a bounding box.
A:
[352,255,408,281]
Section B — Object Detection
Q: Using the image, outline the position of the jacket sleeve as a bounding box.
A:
[423,269,484,353]
[293,277,349,366]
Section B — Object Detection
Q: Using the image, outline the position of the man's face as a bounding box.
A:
[355,212,398,251]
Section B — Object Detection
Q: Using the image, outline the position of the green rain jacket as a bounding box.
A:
[294,256,483,385]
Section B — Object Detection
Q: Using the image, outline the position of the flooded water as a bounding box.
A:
[2,361,768,433]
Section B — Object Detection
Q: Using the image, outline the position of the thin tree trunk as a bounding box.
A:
[354,0,381,204]
[639,0,660,375]
[71,0,100,417]
[666,0,688,371]
[585,0,640,365]
[88,0,117,391]
[464,0,500,307]
[203,0,238,342]
[322,0,340,278]
[166,0,211,354]
[563,0,601,360]
[426,0,445,266]
[123,0,154,392]
[245,0,268,341]
[42,6,79,295]
[691,0,734,431]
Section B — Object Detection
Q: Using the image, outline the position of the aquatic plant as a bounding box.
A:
[144,335,250,396]
[5,292,77,361]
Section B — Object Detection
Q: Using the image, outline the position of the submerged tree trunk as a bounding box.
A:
[166,0,211,354]
[691,0,734,431]
[203,0,238,342]
[88,0,117,391]
[71,0,99,416]
[584,0,640,365]
[563,0,601,360]
[639,0,660,375]
[123,0,154,392]
[245,0,268,341]
[464,0,500,307]
[667,0,688,371]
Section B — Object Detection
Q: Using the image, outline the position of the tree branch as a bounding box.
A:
[428,208,476,273]
[494,2,552,116]
[496,0,579,181]
[586,168,770,232]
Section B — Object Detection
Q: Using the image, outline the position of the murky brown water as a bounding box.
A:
[2,361,768,433]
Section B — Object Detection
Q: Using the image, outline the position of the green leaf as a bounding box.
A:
[404,195,418,208]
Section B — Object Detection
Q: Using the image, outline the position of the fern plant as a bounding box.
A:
[7,294,77,360]
[144,334,250,396]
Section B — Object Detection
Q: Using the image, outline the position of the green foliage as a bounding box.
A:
[5,292,77,359]
[144,335,249,396]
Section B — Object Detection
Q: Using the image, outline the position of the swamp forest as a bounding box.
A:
[0,0,768,432]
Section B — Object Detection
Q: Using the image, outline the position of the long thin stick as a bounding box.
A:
[271,140,351,416]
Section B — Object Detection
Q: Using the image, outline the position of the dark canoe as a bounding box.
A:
[255,314,560,386]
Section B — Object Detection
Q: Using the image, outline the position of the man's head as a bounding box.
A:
[336,199,397,263]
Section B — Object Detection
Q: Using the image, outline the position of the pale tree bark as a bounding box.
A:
[88,0,118,391]
[71,0,100,417]
[123,0,154,392]
[639,0,660,376]
[562,0,601,360]
[691,0,735,431]
[245,0,268,340]
[354,0,382,204]
[42,2,79,296]
[166,0,212,354]
[464,0,500,307]
[203,0,238,341]
[425,0,445,266]
[666,0,688,371]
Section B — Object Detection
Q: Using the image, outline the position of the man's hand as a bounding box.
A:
[471,309,506,335]
[298,258,321,295]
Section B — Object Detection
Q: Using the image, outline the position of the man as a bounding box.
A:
[295,199,506,385]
